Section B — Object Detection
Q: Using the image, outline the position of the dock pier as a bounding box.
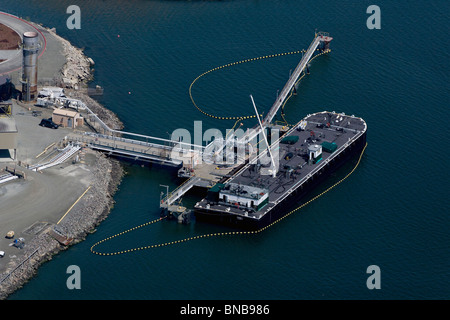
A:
[41,32,332,219]
[263,32,332,124]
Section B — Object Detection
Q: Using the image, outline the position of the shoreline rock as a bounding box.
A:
[48,27,93,89]
[0,24,125,300]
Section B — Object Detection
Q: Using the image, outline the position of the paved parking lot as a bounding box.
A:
[0,101,97,273]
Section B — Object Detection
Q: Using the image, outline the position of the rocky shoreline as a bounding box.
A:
[48,26,94,89]
[0,25,125,299]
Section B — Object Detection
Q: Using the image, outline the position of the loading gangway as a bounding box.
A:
[69,132,203,168]
[263,32,332,125]
[160,176,203,209]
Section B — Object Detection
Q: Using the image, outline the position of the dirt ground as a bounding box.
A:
[0,23,20,50]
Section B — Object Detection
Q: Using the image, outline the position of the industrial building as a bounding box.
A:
[0,106,18,159]
[52,108,83,128]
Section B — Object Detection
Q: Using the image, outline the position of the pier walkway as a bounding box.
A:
[68,132,185,167]
[161,176,202,208]
[263,33,332,124]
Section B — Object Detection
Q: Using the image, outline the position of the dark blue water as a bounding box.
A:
[2,0,449,299]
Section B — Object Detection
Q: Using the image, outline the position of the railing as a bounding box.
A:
[0,172,18,185]
[76,100,204,151]
[161,176,200,206]
[29,144,80,171]
[38,94,204,152]
[0,248,39,285]
[82,132,174,152]
[264,36,321,124]
[73,135,174,160]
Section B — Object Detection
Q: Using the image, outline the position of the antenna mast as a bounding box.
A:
[250,95,277,177]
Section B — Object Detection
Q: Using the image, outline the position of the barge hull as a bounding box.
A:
[194,130,367,230]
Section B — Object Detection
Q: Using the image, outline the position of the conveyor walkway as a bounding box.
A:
[263,33,332,124]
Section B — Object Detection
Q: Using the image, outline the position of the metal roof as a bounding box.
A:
[0,118,17,133]
[52,108,79,118]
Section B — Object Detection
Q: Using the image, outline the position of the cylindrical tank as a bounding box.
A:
[22,31,39,102]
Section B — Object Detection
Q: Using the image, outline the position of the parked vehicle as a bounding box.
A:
[39,118,58,129]
[12,238,25,249]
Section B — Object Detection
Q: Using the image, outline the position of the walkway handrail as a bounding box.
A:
[77,100,204,150]
[0,248,39,285]
[264,35,321,124]
[82,132,174,152]
[161,175,199,205]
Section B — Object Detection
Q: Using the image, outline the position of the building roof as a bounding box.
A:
[53,108,79,118]
[0,100,13,105]
[0,118,17,133]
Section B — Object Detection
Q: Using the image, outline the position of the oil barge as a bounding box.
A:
[194,111,367,230]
